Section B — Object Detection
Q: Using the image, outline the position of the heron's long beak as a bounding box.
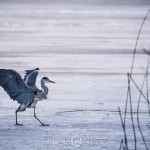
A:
[48,79,55,83]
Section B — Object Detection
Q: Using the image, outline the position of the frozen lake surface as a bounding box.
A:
[0,0,150,149]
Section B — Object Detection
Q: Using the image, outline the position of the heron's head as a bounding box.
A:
[42,77,55,83]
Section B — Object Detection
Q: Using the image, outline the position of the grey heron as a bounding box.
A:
[24,68,55,100]
[0,69,55,126]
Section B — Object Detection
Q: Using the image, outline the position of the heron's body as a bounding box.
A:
[0,68,55,126]
[28,99,38,108]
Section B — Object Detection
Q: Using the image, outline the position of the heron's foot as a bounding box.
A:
[41,123,49,126]
[15,123,23,126]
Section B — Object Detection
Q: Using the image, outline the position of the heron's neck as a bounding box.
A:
[41,80,48,95]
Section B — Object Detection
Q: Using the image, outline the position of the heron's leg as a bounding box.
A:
[33,108,49,126]
[15,104,26,126]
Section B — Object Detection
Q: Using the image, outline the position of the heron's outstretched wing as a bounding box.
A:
[24,70,38,87]
[24,68,39,87]
[0,69,34,106]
